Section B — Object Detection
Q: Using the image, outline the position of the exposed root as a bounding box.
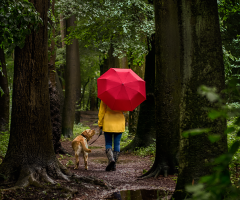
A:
[53,185,78,194]
[40,169,56,184]
[57,159,72,176]
[138,164,155,179]
[138,163,164,179]
[71,174,114,189]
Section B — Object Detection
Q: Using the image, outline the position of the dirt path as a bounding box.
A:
[0,111,176,200]
[59,111,176,199]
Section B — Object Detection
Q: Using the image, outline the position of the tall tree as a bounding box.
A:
[172,0,229,199]
[0,0,70,186]
[0,0,42,133]
[142,0,181,178]
[62,14,81,137]
[128,56,145,135]
[48,0,66,154]
[122,35,155,151]
[0,46,9,133]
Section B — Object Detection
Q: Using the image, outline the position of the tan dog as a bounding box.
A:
[72,129,95,170]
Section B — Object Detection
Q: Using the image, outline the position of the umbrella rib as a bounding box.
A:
[98,84,121,96]
[124,84,145,97]
[122,84,133,110]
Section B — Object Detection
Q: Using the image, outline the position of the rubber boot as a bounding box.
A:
[106,148,115,171]
[112,151,120,171]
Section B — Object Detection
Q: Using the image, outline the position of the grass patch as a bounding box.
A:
[61,123,90,141]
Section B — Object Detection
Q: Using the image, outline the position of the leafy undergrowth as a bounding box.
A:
[0,131,10,164]
[120,128,132,148]
[227,117,240,185]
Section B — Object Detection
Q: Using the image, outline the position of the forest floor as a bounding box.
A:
[0,112,176,200]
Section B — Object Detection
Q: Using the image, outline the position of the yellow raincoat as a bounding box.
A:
[98,101,126,133]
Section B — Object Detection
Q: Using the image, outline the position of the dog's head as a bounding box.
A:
[81,129,96,141]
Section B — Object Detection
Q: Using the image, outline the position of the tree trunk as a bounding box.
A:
[172,0,229,199]
[59,14,65,48]
[128,57,145,135]
[48,0,66,154]
[89,79,97,111]
[62,15,81,137]
[55,71,65,120]
[0,0,70,186]
[48,0,57,88]
[142,0,181,178]
[122,35,156,152]
[0,46,9,133]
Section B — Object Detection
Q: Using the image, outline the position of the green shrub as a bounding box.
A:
[120,128,132,148]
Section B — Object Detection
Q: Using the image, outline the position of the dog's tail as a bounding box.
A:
[80,140,91,153]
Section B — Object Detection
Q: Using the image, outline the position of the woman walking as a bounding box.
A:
[98,100,126,171]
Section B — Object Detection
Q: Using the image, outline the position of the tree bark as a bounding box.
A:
[55,71,65,124]
[0,0,70,186]
[172,0,229,199]
[48,0,57,87]
[89,78,97,111]
[122,35,155,152]
[48,0,66,154]
[0,46,9,133]
[62,14,81,137]
[59,14,65,48]
[128,57,145,135]
[142,0,181,178]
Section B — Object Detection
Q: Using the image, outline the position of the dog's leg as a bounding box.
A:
[74,148,81,170]
[83,152,88,170]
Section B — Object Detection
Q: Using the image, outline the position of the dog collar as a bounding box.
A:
[81,133,89,141]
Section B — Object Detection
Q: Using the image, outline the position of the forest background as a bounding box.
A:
[0,0,240,199]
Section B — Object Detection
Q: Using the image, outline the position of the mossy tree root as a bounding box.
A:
[0,158,72,187]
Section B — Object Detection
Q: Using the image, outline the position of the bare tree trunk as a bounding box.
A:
[122,35,155,152]
[89,78,97,111]
[62,14,81,137]
[60,14,65,48]
[142,0,181,178]
[48,0,67,154]
[128,57,145,135]
[172,0,229,199]
[0,46,9,133]
[0,0,71,186]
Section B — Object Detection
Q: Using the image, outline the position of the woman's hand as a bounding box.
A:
[99,127,103,135]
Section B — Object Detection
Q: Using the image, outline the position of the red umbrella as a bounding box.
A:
[97,68,146,111]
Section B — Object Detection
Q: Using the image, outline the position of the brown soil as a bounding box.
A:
[0,112,176,199]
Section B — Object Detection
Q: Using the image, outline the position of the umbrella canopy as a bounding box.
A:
[97,68,146,111]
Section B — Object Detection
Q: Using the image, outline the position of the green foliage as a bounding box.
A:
[0,131,10,159]
[0,0,42,50]
[120,127,132,148]
[66,160,74,166]
[134,139,156,158]
[218,0,240,41]
[56,0,154,60]
[219,1,240,85]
